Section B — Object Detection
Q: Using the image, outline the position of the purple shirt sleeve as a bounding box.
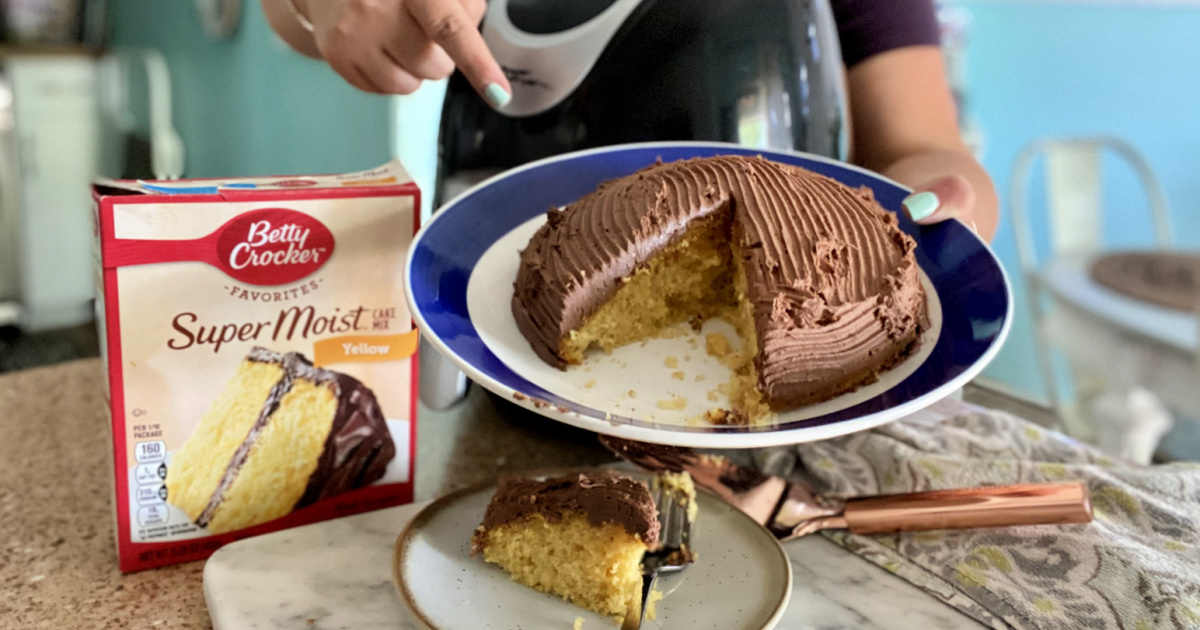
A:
[831,0,942,68]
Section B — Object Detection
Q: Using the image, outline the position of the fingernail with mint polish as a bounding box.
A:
[484,83,511,108]
[903,191,939,221]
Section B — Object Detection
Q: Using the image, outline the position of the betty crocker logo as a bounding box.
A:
[215,209,334,285]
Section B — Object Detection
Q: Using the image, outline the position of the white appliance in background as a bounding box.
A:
[0,75,22,325]
[2,53,102,331]
[0,49,182,332]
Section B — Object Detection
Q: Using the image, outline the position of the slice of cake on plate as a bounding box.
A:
[166,347,395,534]
[470,470,660,622]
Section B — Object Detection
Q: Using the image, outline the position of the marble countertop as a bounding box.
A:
[204,495,979,630]
[0,359,986,629]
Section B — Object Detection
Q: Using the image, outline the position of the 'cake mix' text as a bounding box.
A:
[168,305,369,353]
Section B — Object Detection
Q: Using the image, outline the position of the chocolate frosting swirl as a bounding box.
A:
[471,470,660,551]
[512,155,927,408]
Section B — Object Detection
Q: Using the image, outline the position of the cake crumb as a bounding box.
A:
[705,408,750,426]
[671,371,685,381]
[646,587,665,620]
[705,333,733,358]
[656,396,687,410]
[706,390,719,402]
[694,374,706,382]
[664,356,679,369]
[573,616,585,630]
[627,390,637,398]
[658,324,689,339]
[584,379,596,389]
[655,470,699,522]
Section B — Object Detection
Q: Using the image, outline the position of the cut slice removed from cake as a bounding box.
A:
[470,470,660,622]
[166,347,395,534]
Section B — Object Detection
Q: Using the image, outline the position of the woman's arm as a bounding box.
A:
[846,46,999,241]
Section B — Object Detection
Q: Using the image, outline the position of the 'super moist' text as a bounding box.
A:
[168,305,368,353]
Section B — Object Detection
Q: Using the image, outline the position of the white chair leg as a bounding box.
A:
[1087,386,1173,465]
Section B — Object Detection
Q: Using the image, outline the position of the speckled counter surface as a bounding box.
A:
[0,359,616,630]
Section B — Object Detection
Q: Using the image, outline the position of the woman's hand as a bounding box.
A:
[845,47,998,241]
[901,175,975,231]
[264,0,512,105]
[884,149,996,241]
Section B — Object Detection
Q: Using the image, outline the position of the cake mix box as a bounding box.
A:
[92,162,419,572]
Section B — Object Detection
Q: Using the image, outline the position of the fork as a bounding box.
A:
[622,483,695,630]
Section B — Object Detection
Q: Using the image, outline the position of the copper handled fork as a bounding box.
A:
[623,483,696,630]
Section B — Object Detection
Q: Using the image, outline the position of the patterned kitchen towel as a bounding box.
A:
[751,397,1200,630]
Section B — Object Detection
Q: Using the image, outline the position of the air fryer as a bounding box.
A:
[422,0,846,409]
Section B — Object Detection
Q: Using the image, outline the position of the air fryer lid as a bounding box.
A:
[482,0,646,117]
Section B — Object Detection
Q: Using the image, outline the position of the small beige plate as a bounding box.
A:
[392,470,792,630]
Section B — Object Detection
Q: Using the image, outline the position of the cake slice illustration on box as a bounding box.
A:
[165,347,396,534]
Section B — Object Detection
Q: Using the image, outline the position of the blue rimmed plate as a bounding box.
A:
[405,142,1011,448]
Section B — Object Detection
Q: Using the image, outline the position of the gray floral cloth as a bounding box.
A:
[751,398,1200,630]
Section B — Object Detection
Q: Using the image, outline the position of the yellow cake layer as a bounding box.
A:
[165,360,284,524]
[561,215,771,422]
[725,252,772,421]
[561,216,734,364]
[204,379,338,534]
[480,512,646,621]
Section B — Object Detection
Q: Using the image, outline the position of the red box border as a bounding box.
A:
[94,181,421,573]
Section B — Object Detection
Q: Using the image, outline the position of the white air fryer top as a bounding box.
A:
[482,0,646,117]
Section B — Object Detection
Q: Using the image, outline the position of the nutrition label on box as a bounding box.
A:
[133,438,169,527]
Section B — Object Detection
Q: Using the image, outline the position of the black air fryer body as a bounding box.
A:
[422,0,845,409]
[435,0,845,207]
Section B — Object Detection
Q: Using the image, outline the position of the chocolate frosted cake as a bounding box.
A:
[166,347,394,534]
[512,155,927,418]
[471,470,659,621]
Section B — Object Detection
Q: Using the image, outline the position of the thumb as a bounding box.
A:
[901,174,976,230]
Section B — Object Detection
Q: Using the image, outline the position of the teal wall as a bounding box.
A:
[952,1,1200,401]
[110,0,391,177]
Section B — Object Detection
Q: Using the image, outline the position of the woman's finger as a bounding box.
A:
[902,174,976,228]
[386,8,456,81]
[406,0,511,107]
[461,0,486,24]
[360,51,424,94]
[322,42,386,93]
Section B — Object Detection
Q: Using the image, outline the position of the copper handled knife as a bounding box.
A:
[599,436,1093,540]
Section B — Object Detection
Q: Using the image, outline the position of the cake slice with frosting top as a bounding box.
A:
[470,470,660,622]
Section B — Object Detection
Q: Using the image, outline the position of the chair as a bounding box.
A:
[1009,136,1177,461]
